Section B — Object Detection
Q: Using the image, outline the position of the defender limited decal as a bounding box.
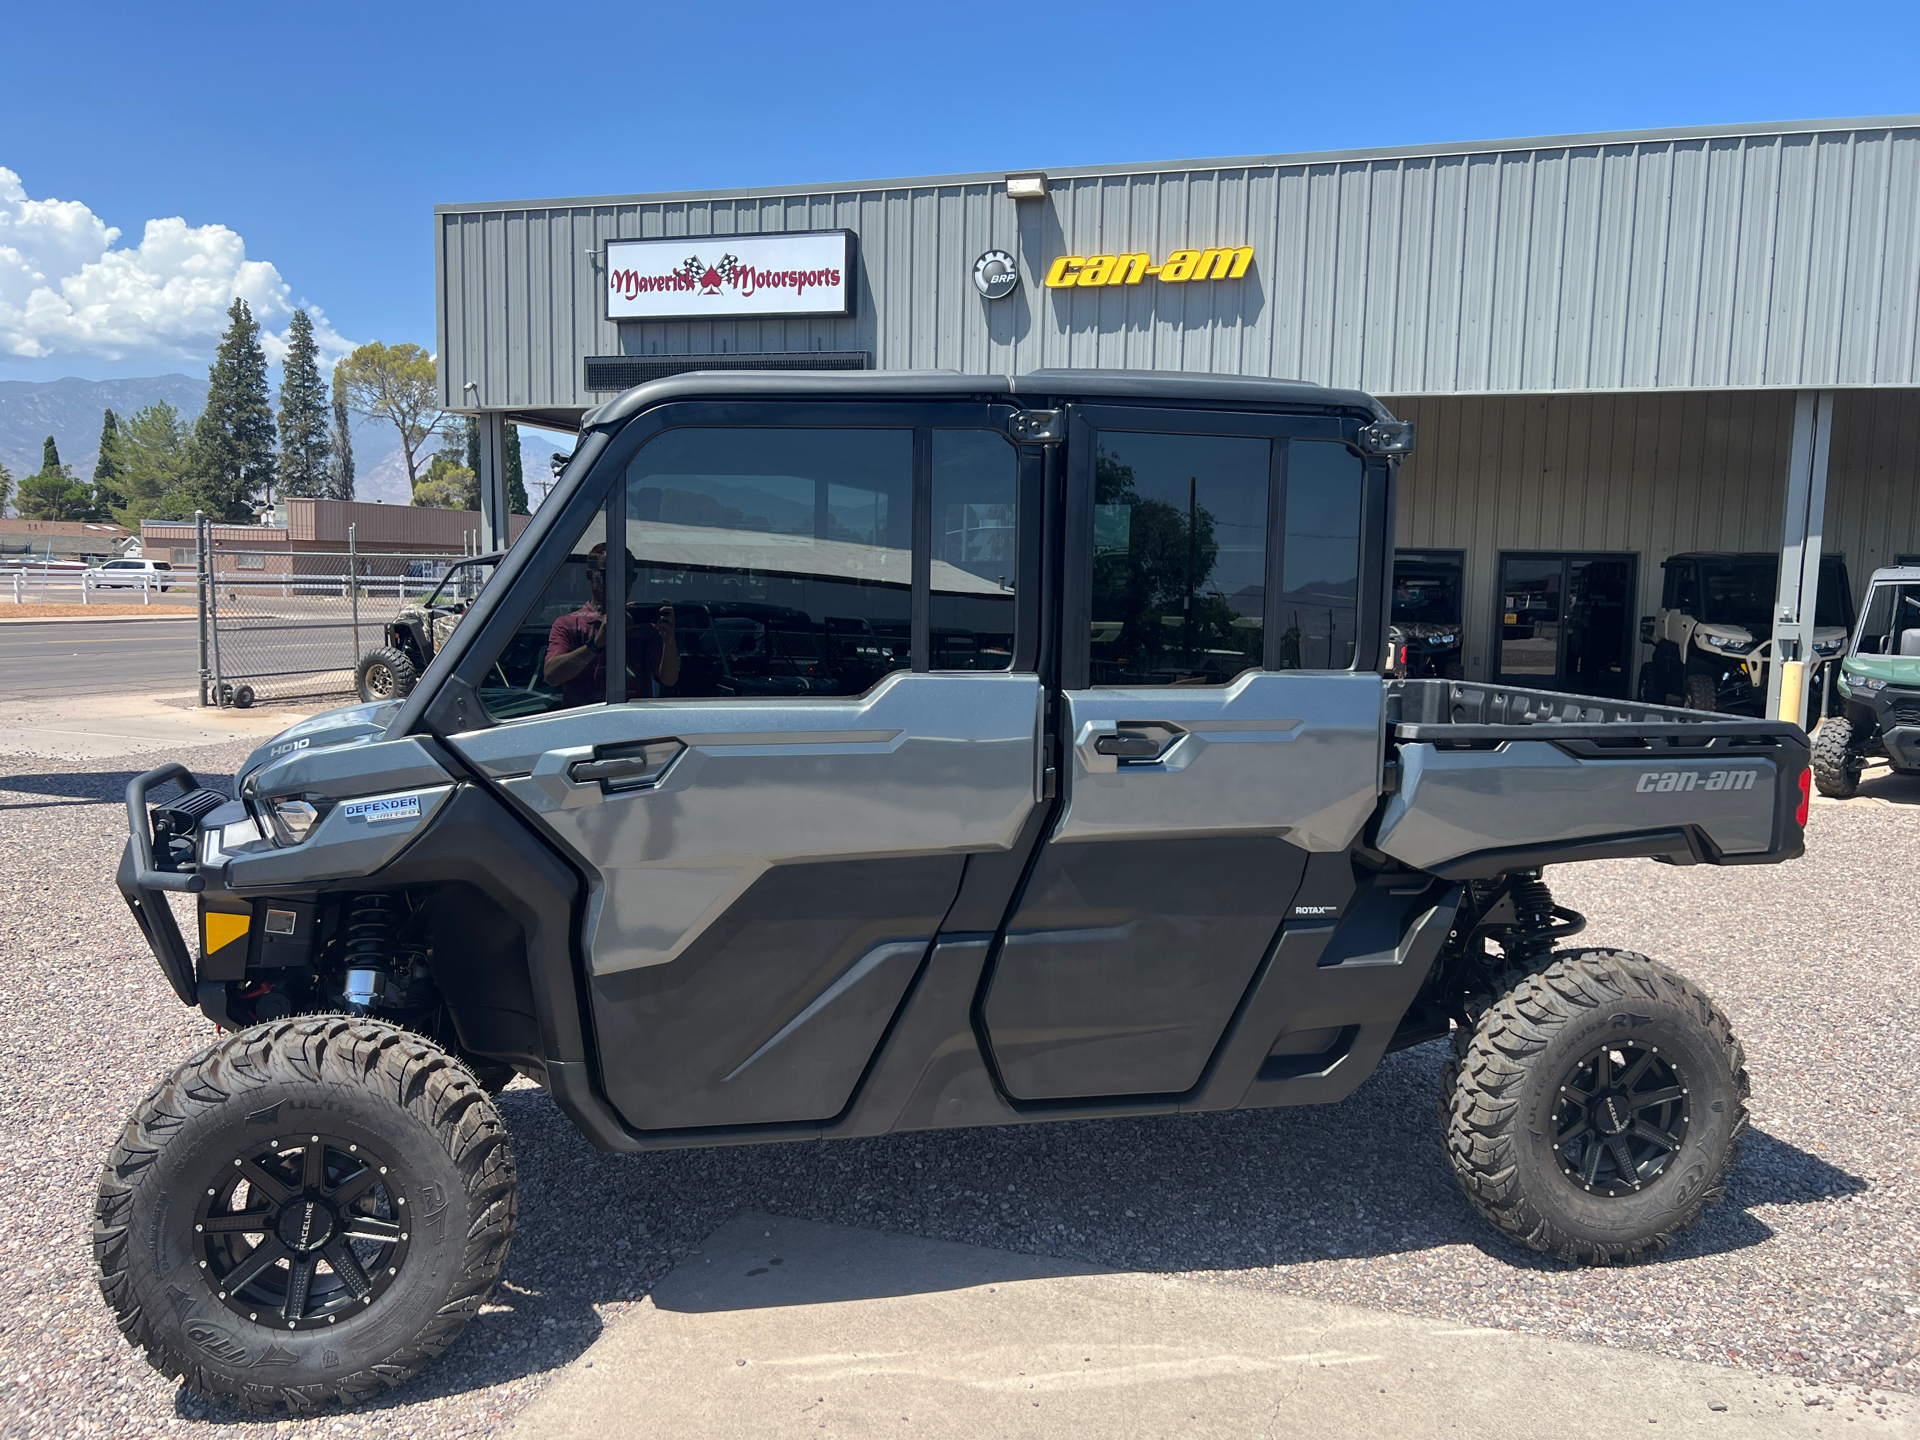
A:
[341,794,422,824]
[1635,769,1759,793]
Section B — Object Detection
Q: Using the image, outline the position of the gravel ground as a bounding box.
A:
[1,737,1915,1438]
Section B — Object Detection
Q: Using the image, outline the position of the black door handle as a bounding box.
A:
[568,738,685,790]
[1095,732,1163,758]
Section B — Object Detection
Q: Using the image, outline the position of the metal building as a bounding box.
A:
[436,114,1920,711]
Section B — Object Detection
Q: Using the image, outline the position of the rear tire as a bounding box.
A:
[1810,715,1861,799]
[1441,948,1748,1264]
[1683,673,1719,712]
[93,1018,515,1412]
[354,647,417,704]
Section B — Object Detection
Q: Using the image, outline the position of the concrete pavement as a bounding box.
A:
[0,689,314,759]
[511,1212,1910,1440]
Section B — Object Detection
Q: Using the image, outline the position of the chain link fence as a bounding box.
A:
[194,515,478,707]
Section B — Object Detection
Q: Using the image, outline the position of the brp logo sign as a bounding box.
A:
[973,249,1019,300]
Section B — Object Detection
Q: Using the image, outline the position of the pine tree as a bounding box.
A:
[41,436,61,473]
[275,310,332,498]
[93,409,125,514]
[189,298,278,521]
[328,375,356,501]
[504,421,528,515]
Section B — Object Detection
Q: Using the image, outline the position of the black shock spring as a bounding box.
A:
[344,894,399,970]
[1503,869,1587,966]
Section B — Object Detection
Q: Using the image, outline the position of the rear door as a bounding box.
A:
[445,403,1045,1132]
[980,406,1390,1101]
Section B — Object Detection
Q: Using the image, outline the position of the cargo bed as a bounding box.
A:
[1374,679,1811,879]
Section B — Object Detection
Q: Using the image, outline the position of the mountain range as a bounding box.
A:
[0,374,565,511]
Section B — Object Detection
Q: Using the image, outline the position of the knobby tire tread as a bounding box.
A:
[1438,948,1749,1265]
[93,1016,516,1413]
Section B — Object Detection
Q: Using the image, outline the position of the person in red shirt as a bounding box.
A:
[544,543,680,706]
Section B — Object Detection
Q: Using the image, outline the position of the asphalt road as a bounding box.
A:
[0,619,202,699]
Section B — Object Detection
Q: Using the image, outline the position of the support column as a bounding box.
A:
[476,412,510,554]
[1766,390,1834,726]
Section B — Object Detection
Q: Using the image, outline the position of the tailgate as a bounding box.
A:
[1374,722,1809,879]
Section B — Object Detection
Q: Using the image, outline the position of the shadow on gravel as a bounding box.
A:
[0,767,236,808]
[165,1043,1874,1425]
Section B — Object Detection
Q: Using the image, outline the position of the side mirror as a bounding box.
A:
[1639,616,1655,646]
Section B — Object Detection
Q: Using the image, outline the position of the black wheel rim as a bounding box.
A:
[194,1133,412,1332]
[1551,1041,1690,1197]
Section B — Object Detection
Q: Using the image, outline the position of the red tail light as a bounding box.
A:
[1398,645,1408,666]
[1795,767,1811,827]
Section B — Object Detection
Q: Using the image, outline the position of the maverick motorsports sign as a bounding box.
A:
[1045,246,1253,289]
[604,231,856,320]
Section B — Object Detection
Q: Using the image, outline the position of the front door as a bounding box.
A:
[1495,551,1637,698]
[979,410,1390,1101]
[445,405,1043,1132]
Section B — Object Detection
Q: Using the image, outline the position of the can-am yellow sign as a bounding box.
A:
[1045,247,1253,288]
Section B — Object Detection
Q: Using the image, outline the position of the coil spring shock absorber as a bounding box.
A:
[341,893,399,1012]
[1503,869,1587,968]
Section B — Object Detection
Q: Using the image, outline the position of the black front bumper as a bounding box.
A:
[116,763,213,1006]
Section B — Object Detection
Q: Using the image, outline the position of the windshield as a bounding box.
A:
[1815,557,1853,630]
[1392,555,1462,625]
[1855,582,1920,656]
[423,559,496,609]
[1696,559,1774,628]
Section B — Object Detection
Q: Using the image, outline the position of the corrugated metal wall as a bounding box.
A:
[1390,388,1920,682]
[439,120,1920,413]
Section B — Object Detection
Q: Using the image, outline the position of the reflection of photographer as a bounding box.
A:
[543,543,680,706]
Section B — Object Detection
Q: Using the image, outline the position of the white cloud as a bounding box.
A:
[0,167,353,371]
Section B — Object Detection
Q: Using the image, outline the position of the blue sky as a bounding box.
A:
[2,0,1916,383]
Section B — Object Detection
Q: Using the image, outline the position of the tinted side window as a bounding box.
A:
[931,429,1018,670]
[478,503,608,722]
[1276,441,1362,670]
[624,428,914,698]
[1089,431,1269,686]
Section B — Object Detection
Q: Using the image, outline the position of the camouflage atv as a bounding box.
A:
[353,554,499,702]
[1810,564,1920,798]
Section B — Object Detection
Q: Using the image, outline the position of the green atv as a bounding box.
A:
[353,554,500,702]
[1811,564,1920,798]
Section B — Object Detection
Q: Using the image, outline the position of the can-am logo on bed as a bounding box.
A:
[604,231,855,320]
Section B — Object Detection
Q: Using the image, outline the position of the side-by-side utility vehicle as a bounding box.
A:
[1810,564,1920,797]
[102,371,1811,1411]
[1639,551,1853,714]
[353,554,501,703]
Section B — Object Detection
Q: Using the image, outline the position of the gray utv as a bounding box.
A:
[103,371,1809,1412]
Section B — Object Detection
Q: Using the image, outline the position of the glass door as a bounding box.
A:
[1496,552,1637,698]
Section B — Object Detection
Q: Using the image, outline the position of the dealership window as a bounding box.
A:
[1089,431,1269,686]
[1275,441,1363,669]
[930,429,1017,670]
[235,552,266,571]
[172,548,194,566]
[622,427,914,699]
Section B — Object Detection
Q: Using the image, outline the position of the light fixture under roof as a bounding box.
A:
[1005,173,1048,201]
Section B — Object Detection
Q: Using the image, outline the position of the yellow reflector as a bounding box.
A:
[205,911,250,954]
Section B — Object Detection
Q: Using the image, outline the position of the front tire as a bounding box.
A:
[1810,715,1861,799]
[94,1018,516,1412]
[1441,949,1748,1264]
[1682,672,1719,712]
[354,647,417,704]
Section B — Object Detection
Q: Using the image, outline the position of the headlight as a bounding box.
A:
[1813,641,1842,656]
[1432,634,1458,646]
[1848,674,1887,692]
[1702,633,1756,653]
[264,795,328,846]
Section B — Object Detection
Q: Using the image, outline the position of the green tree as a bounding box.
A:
[335,341,443,489]
[93,409,126,514]
[411,448,477,510]
[189,298,278,520]
[17,472,95,520]
[0,460,14,518]
[41,436,61,474]
[276,309,332,498]
[328,373,355,501]
[459,415,529,518]
[111,402,195,526]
